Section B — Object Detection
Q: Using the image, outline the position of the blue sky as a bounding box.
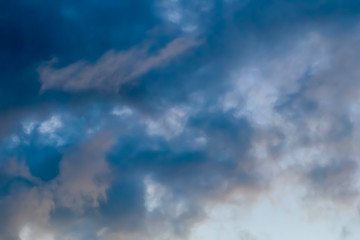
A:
[0,1,360,239]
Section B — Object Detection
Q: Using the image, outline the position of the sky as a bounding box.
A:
[0,0,360,240]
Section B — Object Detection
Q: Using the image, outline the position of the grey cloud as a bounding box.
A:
[238,230,258,240]
[38,37,201,92]
[51,133,113,211]
[307,159,359,201]
[0,184,54,240]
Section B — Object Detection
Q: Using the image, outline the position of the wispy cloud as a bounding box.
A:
[39,37,201,92]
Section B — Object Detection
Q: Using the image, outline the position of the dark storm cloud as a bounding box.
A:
[0,0,360,239]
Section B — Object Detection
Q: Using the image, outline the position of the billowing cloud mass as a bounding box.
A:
[0,1,360,240]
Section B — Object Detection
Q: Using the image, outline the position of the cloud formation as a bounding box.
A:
[0,0,360,240]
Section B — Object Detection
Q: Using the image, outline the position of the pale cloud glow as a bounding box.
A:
[189,182,360,240]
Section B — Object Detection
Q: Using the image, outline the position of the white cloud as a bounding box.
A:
[39,116,62,134]
[22,121,38,135]
[145,106,189,139]
[144,176,167,212]
[38,115,64,146]
[111,106,133,117]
